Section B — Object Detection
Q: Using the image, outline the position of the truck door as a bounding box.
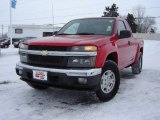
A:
[128,32,138,63]
[116,20,131,68]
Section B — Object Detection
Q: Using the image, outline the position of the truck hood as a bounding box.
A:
[25,35,112,47]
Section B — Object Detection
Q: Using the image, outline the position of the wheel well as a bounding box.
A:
[106,52,118,65]
[140,47,143,54]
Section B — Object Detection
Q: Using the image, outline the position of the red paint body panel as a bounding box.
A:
[26,35,111,47]
[25,17,144,69]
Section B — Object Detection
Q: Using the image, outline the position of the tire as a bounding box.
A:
[132,52,143,74]
[96,60,120,102]
[27,83,48,90]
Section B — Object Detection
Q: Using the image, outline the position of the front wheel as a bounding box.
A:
[96,60,120,102]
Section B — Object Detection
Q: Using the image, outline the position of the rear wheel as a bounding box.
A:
[96,60,120,102]
[132,52,143,74]
[27,83,48,90]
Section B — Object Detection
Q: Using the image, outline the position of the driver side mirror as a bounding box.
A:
[119,30,131,39]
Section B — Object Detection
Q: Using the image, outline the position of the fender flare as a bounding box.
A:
[96,43,119,68]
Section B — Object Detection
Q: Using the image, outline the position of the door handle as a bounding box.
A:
[128,41,131,45]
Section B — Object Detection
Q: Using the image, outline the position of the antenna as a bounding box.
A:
[52,1,54,33]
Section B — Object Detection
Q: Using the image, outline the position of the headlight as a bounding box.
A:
[20,53,28,63]
[71,46,97,52]
[19,43,28,62]
[68,57,96,68]
[19,43,28,49]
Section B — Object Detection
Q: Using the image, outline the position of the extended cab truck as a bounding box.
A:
[16,17,144,101]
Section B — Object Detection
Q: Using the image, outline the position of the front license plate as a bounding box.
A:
[33,70,47,81]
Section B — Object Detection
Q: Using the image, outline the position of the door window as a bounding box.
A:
[117,21,126,38]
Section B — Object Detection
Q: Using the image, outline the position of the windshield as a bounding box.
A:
[58,18,115,36]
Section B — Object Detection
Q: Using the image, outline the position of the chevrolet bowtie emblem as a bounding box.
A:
[41,50,48,56]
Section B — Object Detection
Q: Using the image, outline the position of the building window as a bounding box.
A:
[15,29,23,34]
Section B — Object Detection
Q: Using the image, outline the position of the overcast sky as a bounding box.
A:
[0,0,160,33]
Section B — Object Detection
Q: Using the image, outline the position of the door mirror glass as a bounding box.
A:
[119,30,131,39]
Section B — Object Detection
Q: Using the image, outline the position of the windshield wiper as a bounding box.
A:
[76,33,95,35]
[57,33,95,35]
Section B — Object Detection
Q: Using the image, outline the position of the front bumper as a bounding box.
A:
[16,62,102,90]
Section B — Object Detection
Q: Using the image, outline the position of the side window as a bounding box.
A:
[127,24,133,37]
[15,29,23,34]
[117,21,126,38]
[63,23,80,34]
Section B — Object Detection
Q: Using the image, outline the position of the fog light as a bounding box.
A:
[78,78,87,84]
[19,70,23,75]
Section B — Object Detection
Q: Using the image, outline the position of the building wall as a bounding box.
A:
[8,25,61,42]
[11,27,53,38]
[133,33,160,40]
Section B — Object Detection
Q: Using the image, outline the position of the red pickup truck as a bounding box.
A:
[16,17,144,101]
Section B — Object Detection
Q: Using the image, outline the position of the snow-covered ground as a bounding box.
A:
[0,40,160,120]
